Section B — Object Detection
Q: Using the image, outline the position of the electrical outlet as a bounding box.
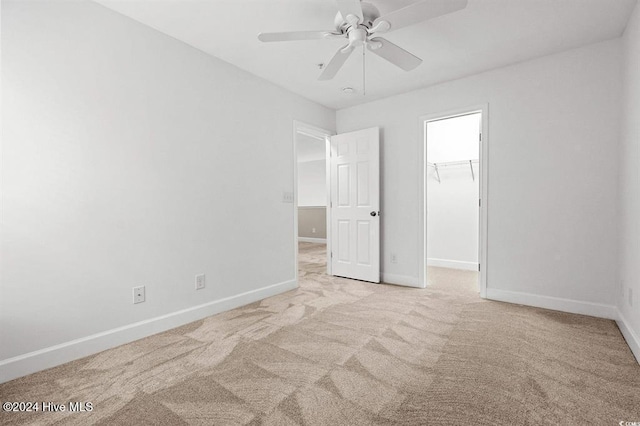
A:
[312,227,316,234]
[133,286,145,304]
[195,274,206,290]
[390,253,398,264]
[629,288,634,307]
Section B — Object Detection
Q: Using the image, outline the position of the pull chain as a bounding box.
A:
[362,45,366,96]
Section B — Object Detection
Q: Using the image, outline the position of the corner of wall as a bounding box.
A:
[617,310,640,364]
[616,0,640,365]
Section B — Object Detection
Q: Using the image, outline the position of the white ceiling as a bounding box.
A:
[95,0,637,110]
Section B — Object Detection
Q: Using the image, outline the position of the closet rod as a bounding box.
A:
[427,159,478,183]
[427,159,479,168]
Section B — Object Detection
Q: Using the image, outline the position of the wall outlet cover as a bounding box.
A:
[195,274,206,290]
[133,286,145,304]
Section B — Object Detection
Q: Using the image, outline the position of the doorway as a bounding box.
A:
[293,122,381,285]
[293,122,333,281]
[420,106,488,296]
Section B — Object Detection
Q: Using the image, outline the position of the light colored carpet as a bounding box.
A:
[1,242,638,425]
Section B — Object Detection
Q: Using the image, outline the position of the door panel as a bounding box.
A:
[357,220,371,265]
[337,220,350,262]
[357,162,370,206]
[337,164,350,206]
[330,127,380,283]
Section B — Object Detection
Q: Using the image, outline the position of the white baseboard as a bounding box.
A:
[427,258,479,271]
[0,279,298,384]
[298,237,327,244]
[616,311,640,364]
[381,273,423,288]
[485,288,618,320]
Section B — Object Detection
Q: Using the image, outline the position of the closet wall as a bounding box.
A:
[427,164,479,270]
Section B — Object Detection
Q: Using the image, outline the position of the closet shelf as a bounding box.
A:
[427,159,479,183]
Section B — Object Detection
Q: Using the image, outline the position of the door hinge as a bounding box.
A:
[478,263,481,271]
[331,252,333,258]
[479,198,481,207]
[479,133,482,142]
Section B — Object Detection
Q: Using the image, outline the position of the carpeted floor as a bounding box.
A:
[1,242,639,425]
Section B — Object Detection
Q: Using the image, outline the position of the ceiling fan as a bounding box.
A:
[258,0,468,80]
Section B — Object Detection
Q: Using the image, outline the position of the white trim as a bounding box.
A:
[298,237,327,244]
[470,288,639,364]
[293,123,300,285]
[325,133,332,276]
[419,104,489,296]
[296,128,327,141]
[381,273,422,288]
[479,107,489,298]
[0,279,297,384]
[485,288,618,320]
[427,258,479,271]
[616,311,640,364]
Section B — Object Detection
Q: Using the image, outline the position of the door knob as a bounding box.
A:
[370,211,377,217]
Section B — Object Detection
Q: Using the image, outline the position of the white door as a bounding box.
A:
[329,127,380,283]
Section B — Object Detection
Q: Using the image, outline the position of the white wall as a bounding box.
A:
[427,166,479,270]
[427,113,481,163]
[297,160,326,206]
[0,0,334,381]
[618,0,640,361]
[337,39,621,317]
[297,132,326,207]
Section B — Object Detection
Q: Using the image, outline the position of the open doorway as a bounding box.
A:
[293,123,382,285]
[293,122,333,281]
[421,106,488,296]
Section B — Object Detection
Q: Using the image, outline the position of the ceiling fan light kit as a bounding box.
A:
[257,0,468,82]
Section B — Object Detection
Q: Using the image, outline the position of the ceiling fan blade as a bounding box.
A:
[258,31,342,42]
[367,37,422,71]
[372,0,468,34]
[318,44,355,80]
[336,0,363,24]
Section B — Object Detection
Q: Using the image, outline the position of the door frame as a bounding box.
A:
[418,104,489,297]
[292,121,334,282]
